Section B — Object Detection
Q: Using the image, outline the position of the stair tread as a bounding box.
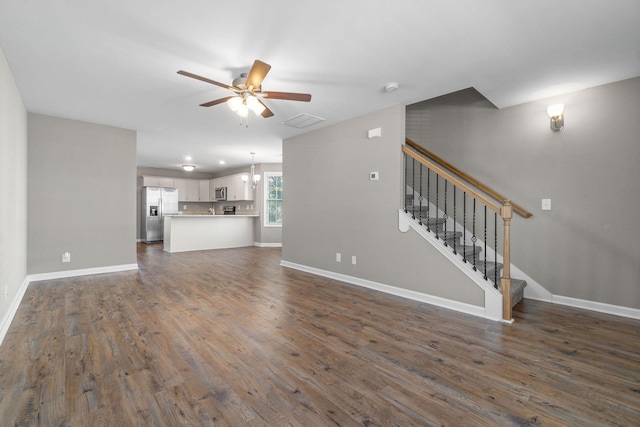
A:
[473,261,504,270]
[406,212,527,308]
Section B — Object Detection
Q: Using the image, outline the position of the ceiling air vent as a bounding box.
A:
[281,113,325,129]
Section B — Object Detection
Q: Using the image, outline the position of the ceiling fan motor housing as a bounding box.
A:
[232,73,261,91]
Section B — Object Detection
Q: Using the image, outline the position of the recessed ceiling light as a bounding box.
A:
[219,160,226,165]
[185,156,192,161]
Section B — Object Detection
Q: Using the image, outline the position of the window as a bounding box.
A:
[264,172,283,227]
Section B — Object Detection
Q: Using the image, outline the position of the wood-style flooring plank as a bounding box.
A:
[0,243,639,426]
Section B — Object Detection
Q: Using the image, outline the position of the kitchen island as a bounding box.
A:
[163,214,258,253]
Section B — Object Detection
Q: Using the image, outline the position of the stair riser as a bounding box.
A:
[405,211,526,309]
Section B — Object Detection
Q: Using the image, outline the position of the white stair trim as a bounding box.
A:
[399,209,503,321]
[280,260,495,321]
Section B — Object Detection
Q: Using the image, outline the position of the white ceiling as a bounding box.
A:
[1,1,639,173]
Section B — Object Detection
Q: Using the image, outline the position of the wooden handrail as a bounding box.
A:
[405,138,533,218]
[403,142,517,321]
[403,146,503,215]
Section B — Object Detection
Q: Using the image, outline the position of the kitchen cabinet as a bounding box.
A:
[209,174,254,201]
[174,179,199,201]
[187,180,200,201]
[198,179,210,201]
[227,174,253,201]
[142,176,176,188]
[174,179,187,199]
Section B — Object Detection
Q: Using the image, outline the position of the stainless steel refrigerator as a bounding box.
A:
[141,187,179,243]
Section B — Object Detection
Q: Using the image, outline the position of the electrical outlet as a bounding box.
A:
[336,253,341,262]
[62,252,71,263]
[541,199,551,211]
[352,255,357,265]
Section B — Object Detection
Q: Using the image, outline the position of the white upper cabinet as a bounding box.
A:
[142,176,176,188]
[174,179,199,201]
[186,179,200,201]
[142,174,253,202]
[226,174,253,201]
[174,179,188,200]
[198,180,210,201]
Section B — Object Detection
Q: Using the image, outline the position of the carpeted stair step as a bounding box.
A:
[456,245,482,259]
[407,211,446,231]
[510,279,526,307]
[405,210,527,309]
[436,231,463,245]
[472,261,503,283]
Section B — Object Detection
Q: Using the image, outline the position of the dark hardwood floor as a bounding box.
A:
[1,243,639,426]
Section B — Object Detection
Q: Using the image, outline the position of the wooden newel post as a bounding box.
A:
[500,200,513,321]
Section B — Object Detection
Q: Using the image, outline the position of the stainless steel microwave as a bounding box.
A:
[214,186,227,201]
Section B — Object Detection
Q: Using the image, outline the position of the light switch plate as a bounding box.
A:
[541,199,551,210]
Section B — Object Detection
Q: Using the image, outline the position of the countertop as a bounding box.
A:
[165,214,258,218]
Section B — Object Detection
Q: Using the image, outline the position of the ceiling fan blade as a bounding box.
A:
[245,60,271,91]
[200,96,234,107]
[177,70,234,91]
[262,91,312,102]
[260,100,274,118]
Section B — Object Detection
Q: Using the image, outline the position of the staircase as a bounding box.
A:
[405,200,526,308]
[402,138,535,321]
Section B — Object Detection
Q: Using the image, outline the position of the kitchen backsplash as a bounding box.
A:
[179,201,257,215]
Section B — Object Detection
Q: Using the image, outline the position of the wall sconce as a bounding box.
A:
[547,104,564,132]
[182,164,195,172]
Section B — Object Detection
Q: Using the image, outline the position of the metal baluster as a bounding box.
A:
[435,174,440,239]
[418,163,423,225]
[452,186,457,255]
[443,179,448,246]
[494,212,498,289]
[411,158,416,219]
[472,199,477,270]
[463,192,467,263]
[483,205,488,280]
[403,153,407,212]
[426,167,431,232]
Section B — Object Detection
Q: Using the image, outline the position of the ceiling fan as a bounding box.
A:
[178,60,311,118]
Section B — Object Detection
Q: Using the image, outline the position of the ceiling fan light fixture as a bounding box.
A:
[237,103,249,118]
[246,96,266,115]
[246,95,258,109]
[227,96,243,112]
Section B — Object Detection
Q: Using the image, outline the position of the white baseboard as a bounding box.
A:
[27,263,138,283]
[0,263,139,346]
[254,242,282,248]
[280,260,499,321]
[0,277,31,346]
[546,294,640,320]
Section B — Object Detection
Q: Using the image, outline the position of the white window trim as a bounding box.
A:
[263,172,283,228]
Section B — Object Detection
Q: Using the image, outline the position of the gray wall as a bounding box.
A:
[282,105,484,306]
[0,45,27,326]
[28,114,137,274]
[406,77,640,309]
